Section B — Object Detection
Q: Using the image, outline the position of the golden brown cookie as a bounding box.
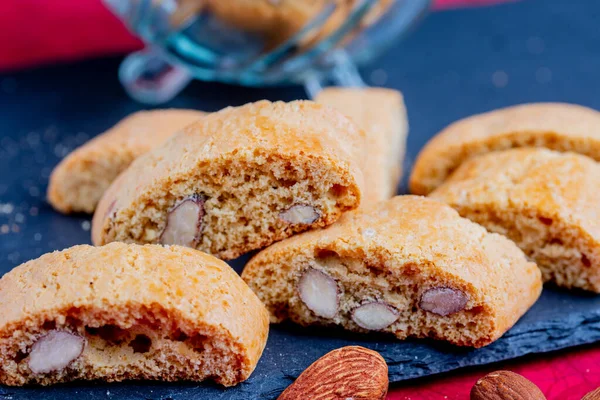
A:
[409,102,600,195]
[316,87,408,205]
[48,109,205,214]
[0,243,269,386]
[92,100,365,260]
[430,148,600,292]
[242,196,541,348]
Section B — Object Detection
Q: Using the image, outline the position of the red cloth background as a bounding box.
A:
[389,345,600,399]
[2,0,600,398]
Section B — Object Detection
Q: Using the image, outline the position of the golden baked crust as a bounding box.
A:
[47,109,205,214]
[410,102,600,195]
[430,148,600,292]
[316,87,408,205]
[242,196,541,348]
[92,100,365,260]
[0,243,269,386]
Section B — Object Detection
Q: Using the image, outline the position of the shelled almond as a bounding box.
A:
[278,346,388,400]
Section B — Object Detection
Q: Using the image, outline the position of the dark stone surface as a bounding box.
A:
[1,0,600,398]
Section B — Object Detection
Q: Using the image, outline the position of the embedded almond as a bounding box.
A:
[160,195,205,247]
[280,204,320,225]
[298,268,339,319]
[28,330,85,374]
[420,286,468,316]
[278,346,388,400]
[352,302,399,330]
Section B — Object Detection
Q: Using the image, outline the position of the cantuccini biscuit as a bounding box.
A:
[316,87,408,205]
[242,196,541,348]
[92,100,365,260]
[0,243,269,387]
[410,103,600,195]
[430,148,600,292]
[48,109,205,214]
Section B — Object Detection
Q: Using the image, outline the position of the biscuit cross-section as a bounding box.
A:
[92,100,365,260]
[430,147,600,292]
[242,196,542,348]
[0,243,269,387]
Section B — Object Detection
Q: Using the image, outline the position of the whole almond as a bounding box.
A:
[582,387,600,400]
[471,370,546,400]
[277,346,388,400]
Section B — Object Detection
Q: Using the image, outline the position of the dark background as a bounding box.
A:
[1,0,600,399]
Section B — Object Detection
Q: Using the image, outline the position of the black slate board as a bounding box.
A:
[2,0,600,398]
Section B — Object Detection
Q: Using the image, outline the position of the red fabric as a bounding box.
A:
[387,344,600,399]
[0,0,511,72]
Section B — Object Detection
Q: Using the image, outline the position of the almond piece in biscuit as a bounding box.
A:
[430,147,600,292]
[0,243,269,387]
[242,196,542,348]
[410,102,600,195]
[48,109,205,214]
[92,100,365,260]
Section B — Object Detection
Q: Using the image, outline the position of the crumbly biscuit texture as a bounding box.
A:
[410,102,600,195]
[242,196,541,348]
[0,243,269,386]
[316,87,408,205]
[430,148,600,292]
[92,100,365,260]
[48,109,205,214]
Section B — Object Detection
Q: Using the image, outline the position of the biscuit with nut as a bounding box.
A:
[242,196,541,348]
[92,100,365,260]
[48,109,205,214]
[0,243,269,386]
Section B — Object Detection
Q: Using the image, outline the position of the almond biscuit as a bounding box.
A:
[48,109,205,213]
[92,100,365,260]
[430,148,600,292]
[316,87,408,205]
[410,103,600,195]
[0,243,269,386]
[242,196,541,348]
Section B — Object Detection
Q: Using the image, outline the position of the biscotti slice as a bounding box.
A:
[316,87,408,205]
[0,243,269,387]
[410,102,600,195]
[92,100,365,260]
[430,148,600,292]
[48,109,205,214]
[242,196,541,348]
